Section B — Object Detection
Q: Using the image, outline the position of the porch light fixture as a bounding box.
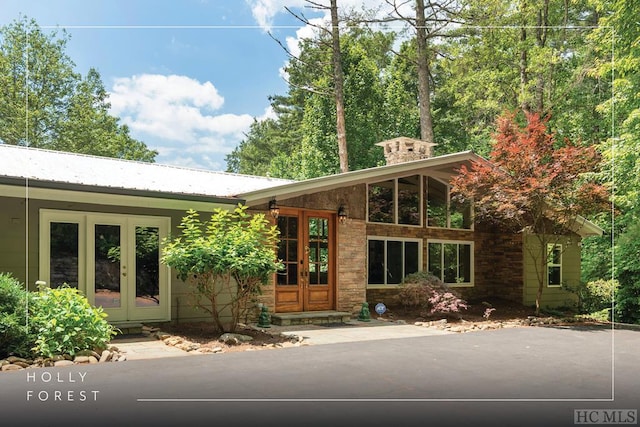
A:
[268,199,280,219]
[338,205,348,225]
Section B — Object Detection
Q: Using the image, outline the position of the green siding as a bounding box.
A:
[523,233,581,308]
[0,193,238,324]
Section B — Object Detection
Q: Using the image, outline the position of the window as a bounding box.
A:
[427,240,473,286]
[368,238,421,285]
[547,244,562,287]
[49,222,80,289]
[426,177,472,229]
[398,175,421,225]
[368,175,421,226]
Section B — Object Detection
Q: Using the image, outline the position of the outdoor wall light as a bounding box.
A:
[268,199,280,219]
[338,205,348,225]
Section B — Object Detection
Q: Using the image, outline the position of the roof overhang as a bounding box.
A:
[239,150,484,206]
[570,215,606,238]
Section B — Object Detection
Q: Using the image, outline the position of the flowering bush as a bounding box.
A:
[395,272,468,317]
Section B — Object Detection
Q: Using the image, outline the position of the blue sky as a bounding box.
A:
[0,1,343,170]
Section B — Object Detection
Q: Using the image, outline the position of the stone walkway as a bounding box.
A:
[113,319,452,360]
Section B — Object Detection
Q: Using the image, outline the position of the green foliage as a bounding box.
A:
[30,286,117,358]
[162,205,282,332]
[395,271,468,317]
[0,17,157,161]
[614,223,640,324]
[0,273,34,358]
[568,279,618,315]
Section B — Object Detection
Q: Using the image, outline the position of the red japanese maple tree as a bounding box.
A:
[451,112,608,313]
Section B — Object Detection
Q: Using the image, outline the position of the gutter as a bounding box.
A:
[0,176,243,205]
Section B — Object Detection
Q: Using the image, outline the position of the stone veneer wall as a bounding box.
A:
[336,219,367,314]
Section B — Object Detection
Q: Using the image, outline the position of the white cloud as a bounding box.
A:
[108,73,255,170]
[247,0,308,31]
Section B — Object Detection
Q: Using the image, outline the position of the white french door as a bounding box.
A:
[39,210,171,323]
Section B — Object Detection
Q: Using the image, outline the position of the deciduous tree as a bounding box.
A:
[451,111,608,313]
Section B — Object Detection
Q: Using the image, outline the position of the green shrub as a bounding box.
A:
[395,272,468,317]
[570,279,618,314]
[0,273,34,358]
[30,286,117,357]
[162,205,281,333]
[614,223,640,324]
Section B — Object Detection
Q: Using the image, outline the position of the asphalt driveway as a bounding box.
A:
[0,325,637,426]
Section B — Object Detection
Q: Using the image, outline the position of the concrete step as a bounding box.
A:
[270,311,352,326]
[111,322,144,335]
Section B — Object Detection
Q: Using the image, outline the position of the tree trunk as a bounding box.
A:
[534,0,550,113]
[330,0,349,173]
[415,0,435,152]
[535,235,548,315]
[519,26,531,114]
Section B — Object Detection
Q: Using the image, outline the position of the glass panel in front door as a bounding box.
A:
[277,216,298,285]
[308,217,329,285]
[94,224,121,308]
[135,226,160,307]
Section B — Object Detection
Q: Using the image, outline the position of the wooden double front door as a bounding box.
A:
[275,210,335,312]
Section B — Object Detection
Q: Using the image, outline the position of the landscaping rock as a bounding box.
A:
[73,356,91,364]
[99,350,112,363]
[219,333,253,345]
[13,361,30,368]
[76,350,101,359]
[155,331,171,340]
[176,342,201,352]
[164,337,183,346]
[6,356,28,364]
[53,360,75,367]
[2,364,23,371]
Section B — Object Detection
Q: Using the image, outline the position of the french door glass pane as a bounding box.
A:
[309,218,329,286]
[50,222,79,289]
[135,226,160,307]
[94,225,121,308]
[277,216,298,286]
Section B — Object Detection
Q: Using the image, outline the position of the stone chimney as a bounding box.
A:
[375,137,438,165]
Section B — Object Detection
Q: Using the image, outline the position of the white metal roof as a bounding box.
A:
[0,144,293,199]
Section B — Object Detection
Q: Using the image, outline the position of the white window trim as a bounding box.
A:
[427,239,475,287]
[367,236,423,288]
[426,176,474,231]
[546,243,563,288]
[38,209,172,322]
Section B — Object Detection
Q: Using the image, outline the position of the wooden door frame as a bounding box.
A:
[274,207,336,313]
